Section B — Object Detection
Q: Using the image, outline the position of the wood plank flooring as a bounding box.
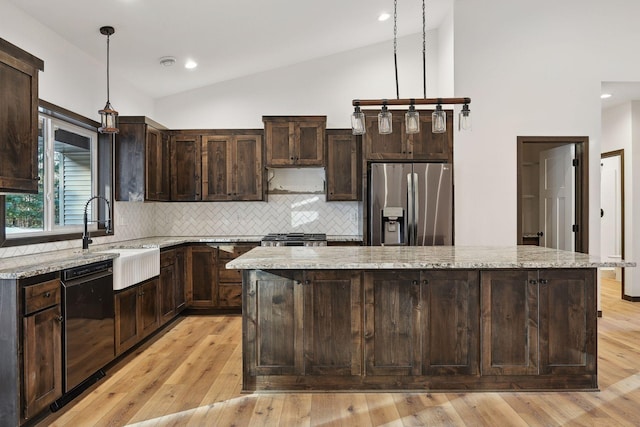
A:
[38,278,640,426]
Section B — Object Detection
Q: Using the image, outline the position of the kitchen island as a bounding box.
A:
[227,245,634,392]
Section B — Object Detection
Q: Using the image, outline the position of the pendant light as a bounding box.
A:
[432,103,446,133]
[351,102,366,135]
[378,101,393,134]
[405,101,420,134]
[98,26,119,134]
[351,0,471,135]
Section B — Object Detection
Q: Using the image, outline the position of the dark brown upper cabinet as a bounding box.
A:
[363,109,453,162]
[326,129,361,201]
[201,131,264,201]
[116,116,170,201]
[263,116,326,167]
[170,133,201,201]
[0,38,44,193]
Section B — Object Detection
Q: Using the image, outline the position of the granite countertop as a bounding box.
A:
[0,235,363,279]
[226,245,636,270]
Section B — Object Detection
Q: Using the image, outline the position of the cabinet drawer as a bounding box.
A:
[24,279,61,315]
[218,284,242,307]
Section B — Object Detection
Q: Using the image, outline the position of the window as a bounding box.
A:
[3,103,112,244]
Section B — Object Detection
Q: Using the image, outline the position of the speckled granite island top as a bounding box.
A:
[226,245,635,270]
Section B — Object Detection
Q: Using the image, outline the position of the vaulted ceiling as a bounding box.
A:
[7,0,453,99]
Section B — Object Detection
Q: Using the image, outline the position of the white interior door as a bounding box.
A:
[600,156,622,261]
[538,145,575,251]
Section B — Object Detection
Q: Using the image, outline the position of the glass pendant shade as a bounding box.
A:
[98,101,119,134]
[378,105,393,134]
[432,105,446,134]
[351,106,366,135]
[459,104,471,131]
[405,105,420,134]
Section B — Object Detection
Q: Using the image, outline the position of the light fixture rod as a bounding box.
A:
[393,0,399,99]
[100,26,115,103]
[353,97,471,107]
[422,0,426,99]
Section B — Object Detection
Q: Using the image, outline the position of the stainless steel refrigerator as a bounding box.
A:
[369,162,453,246]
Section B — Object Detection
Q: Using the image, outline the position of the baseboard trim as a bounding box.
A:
[622,295,640,302]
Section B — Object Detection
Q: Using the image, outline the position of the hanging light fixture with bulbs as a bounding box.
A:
[351,0,471,136]
[98,26,119,134]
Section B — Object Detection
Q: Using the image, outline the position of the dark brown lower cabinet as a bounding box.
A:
[243,268,597,392]
[23,304,62,419]
[243,270,362,384]
[115,278,160,356]
[189,243,258,311]
[480,269,596,379]
[159,248,187,324]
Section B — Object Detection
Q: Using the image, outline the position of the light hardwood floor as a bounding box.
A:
[39,277,640,427]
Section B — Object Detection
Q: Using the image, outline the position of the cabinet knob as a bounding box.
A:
[44,292,51,298]
[412,280,418,285]
[539,279,548,285]
[529,280,537,285]
[305,280,311,285]
[423,280,429,285]
[56,316,63,323]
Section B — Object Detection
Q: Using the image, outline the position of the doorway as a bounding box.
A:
[600,150,625,297]
[517,136,589,253]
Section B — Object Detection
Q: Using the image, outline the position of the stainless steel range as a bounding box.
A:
[261,233,327,247]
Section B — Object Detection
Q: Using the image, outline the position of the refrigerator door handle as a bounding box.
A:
[412,172,419,246]
[407,172,414,246]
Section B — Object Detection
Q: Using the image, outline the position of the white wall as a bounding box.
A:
[154,31,442,129]
[0,0,153,121]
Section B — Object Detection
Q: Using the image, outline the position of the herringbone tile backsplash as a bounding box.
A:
[0,195,361,258]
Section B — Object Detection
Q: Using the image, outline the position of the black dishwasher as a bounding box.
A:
[58,260,114,399]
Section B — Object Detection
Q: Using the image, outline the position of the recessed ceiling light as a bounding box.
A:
[159,56,176,67]
[601,93,612,99]
[378,12,390,21]
[185,59,198,69]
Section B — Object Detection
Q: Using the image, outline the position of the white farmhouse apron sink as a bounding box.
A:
[99,247,160,290]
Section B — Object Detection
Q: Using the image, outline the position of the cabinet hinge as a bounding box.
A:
[572,224,579,232]
[572,158,579,167]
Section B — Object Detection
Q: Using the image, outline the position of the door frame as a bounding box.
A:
[601,149,626,298]
[516,136,589,253]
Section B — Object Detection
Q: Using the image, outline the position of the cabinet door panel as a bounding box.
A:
[296,123,324,165]
[265,122,293,166]
[23,305,62,419]
[410,112,453,161]
[364,113,406,159]
[202,135,231,201]
[326,131,360,201]
[304,271,362,375]
[234,135,263,200]
[146,127,170,201]
[174,248,187,311]
[0,57,40,193]
[159,259,176,324]
[139,279,159,338]
[171,135,201,201]
[539,269,596,374]
[115,287,139,355]
[190,246,217,307]
[423,270,479,375]
[481,270,539,375]
[246,270,302,375]
[364,271,421,376]
[218,284,242,308]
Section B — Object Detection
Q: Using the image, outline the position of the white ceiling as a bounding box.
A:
[7,0,453,99]
[601,82,640,110]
